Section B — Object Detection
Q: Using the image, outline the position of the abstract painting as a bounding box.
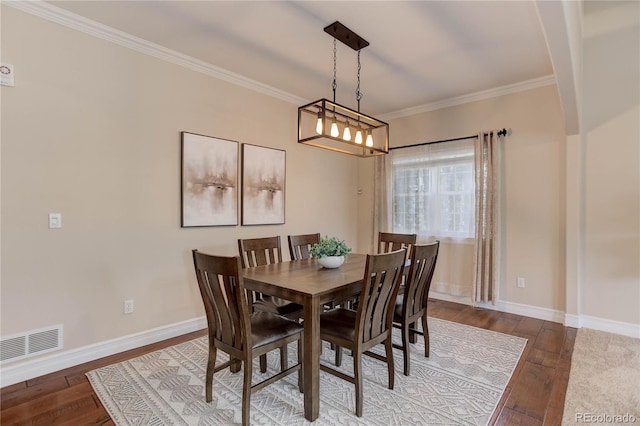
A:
[241,144,285,225]
[181,132,238,227]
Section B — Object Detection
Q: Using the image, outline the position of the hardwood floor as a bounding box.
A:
[1,299,575,425]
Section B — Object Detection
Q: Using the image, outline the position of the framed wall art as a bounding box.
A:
[241,144,286,225]
[181,132,238,227]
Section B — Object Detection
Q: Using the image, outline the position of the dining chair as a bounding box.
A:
[377,232,417,255]
[238,236,304,372]
[238,236,304,319]
[192,250,303,426]
[288,233,320,260]
[288,232,347,350]
[392,241,439,376]
[374,232,417,305]
[319,248,407,417]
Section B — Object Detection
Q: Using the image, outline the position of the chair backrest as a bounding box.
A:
[238,236,283,268]
[288,233,320,260]
[192,250,250,351]
[378,232,417,254]
[356,248,407,345]
[403,242,440,318]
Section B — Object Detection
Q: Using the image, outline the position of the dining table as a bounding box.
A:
[242,253,368,422]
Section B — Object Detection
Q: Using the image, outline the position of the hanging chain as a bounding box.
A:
[332,37,337,103]
[355,49,362,112]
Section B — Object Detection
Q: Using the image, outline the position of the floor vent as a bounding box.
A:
[0,325,63,363]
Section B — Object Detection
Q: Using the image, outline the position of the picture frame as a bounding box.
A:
[181,132,238,227]
[241,144,286,225]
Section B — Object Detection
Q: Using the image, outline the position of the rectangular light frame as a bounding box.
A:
[298,98,389,158]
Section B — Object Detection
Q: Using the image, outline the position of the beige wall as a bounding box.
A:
[1,7,360,353]
[358,85,567,312]
[581,1,639,325]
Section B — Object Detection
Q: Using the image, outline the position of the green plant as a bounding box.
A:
[309,236,352,258]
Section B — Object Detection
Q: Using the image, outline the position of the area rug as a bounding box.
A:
[87,318,527,425]
[562,328,640,425]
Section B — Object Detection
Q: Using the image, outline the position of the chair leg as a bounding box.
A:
[259,354,267,373]
[422,315,430,357]
[385,337,395,389]
[409,321,417,344]
[205,347,217,402]
[354,351,363,417]
[280,346,288,371]
[401,321,411,376]
[334,345,342,367]
[242,356,252,426]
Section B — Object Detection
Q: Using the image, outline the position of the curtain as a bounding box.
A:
[377,130,502,302]
[472,130,502,304]
[373,154,393,253]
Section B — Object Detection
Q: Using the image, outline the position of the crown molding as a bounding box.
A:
[7,1,555,117]
[5,0,307,106]
[379,75,557,120]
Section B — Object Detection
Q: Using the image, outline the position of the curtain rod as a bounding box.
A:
[390,128,510,151]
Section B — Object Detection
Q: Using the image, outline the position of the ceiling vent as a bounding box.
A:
[0,325,63,363]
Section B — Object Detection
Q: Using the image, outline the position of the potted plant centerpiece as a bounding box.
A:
[309,236,352,268]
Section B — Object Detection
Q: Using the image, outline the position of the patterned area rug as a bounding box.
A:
[87,318,526,425]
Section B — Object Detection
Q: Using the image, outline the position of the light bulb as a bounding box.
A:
[330,117,340,137]
[365,131,374,147]
[315,112,323,134]
[343,119,351,141]
[354,127,363,144]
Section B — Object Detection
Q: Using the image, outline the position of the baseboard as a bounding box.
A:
[431,293,640,338]
[578,314,640,338]
[429,291,474,306]
[0,316,207,388]
[477,299,566,323]
[430,292,566,323]
[564,313,581,328]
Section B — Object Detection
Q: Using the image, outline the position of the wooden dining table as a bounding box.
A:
[242,253,368,422]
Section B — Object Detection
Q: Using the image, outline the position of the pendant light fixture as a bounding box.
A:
[298,21,389,157]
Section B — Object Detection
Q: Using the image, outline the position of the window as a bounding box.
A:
[391,139,475,239]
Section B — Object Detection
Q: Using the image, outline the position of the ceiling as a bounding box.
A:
[47,1,554,117]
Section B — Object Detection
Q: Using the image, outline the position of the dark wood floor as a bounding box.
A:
[1,299,575,425]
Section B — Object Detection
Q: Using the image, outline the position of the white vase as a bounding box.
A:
[317,256,345,269]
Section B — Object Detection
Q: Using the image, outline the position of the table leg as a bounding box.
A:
[303,297,321,421]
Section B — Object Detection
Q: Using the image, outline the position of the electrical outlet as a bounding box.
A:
[124,299,134,314]
[517,277,525,288]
